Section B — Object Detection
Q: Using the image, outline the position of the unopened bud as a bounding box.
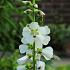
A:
[26,62,32,69]
[22,1,31,5]
[24,9,32,14]
[28,44,33,49]
[27,54,32,58]
[34,4,38,8]
[40,10,45,16]
[37,48,42,54]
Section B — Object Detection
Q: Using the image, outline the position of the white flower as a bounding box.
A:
[38,26,50,35]
[37,61,45,70]
[17,65,26,70]
[21,22,50,45]
[42,47,53,60]
[29,22,39,30]
[17,55,28,64]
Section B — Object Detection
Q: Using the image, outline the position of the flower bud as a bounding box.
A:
[33,4,38,8]
[24,9,32,14]
[26,62,32,69]
[39,10,45,16]
[28,44,33,49]
[37,48,42,54]
[27,54,32,58]
[22,1,31,5]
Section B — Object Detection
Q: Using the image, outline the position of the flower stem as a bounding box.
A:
[32,0,36,69]
[32,0,35,4]
[32,0,35,22]
[33,42,35,70]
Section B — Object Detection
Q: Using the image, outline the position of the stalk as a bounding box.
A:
[32,0,36,70]
[33,42,35,70]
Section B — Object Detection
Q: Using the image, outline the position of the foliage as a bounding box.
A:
[48,24,70,56]
[48,24,70,45]
[0,50,20,70]
[0,0,29,51]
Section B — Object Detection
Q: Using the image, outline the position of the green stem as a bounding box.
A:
[33,42,35,70]
[32,0,36,70]
[32,0,35,4]
[32,0,35,22]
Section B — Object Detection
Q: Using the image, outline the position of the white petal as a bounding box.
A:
[38,26,50,35]
[17,65,26,70]
[21,35,34,44]
[22,27,31,37]
[37,61,45,70]
[17,55,28,64]
[36,35,50,45]
[19,44,28,54]
[42,47,53,60]
[21,38,27,44]
[35,36,43,50]
[42,36,50,45]
[29,22,39,30]
[22,27,34,44]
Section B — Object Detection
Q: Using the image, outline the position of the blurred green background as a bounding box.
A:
[0,0,70,70]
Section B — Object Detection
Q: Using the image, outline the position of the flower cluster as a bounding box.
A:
[17,22,53,70]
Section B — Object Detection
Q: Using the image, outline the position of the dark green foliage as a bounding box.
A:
[0,0,28,51]
[0,50,20,70]
[48,24,70,45]
[48,24,70,56]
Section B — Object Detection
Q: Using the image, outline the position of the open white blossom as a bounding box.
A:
[21,22,50,48]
